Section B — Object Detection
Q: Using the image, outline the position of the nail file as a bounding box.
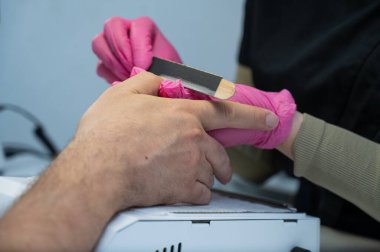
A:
[148,57,235,99]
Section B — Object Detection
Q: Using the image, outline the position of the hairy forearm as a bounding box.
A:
[0,138,120,251]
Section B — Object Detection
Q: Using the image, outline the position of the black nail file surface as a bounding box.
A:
[148,57,235,99]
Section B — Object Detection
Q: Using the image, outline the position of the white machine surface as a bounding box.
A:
[0,176,320,252]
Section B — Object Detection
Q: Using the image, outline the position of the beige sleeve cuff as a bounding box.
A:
[293,114,380,221]
[293,114,328,179]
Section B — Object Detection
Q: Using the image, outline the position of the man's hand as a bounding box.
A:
[0,71,277,251]
[76,71,277,210]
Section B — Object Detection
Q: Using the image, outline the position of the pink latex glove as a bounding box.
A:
[127,67,296,149]
[92,16,182,84]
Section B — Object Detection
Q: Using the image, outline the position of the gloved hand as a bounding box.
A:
[92,16,182,84]
[130,67,297,149]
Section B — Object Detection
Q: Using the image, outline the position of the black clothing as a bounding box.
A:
[239,0,380,239]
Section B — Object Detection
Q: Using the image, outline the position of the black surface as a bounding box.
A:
[239,0,380,239]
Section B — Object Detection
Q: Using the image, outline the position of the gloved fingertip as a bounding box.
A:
[91,33,103,52]
[97,62,120,84]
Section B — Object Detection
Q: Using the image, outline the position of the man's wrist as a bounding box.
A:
[0,137,127,251]
[61,136,130,215]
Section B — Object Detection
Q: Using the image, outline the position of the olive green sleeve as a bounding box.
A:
[293,114,380,222]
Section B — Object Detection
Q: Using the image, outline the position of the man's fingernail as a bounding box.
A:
[265,113,279,128]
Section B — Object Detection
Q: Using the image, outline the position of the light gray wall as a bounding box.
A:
[0,0,245,151]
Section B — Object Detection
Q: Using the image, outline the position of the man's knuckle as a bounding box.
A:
[197,187,211,204]
[138,71,161,83]
[215,142,226,155]
[187,127,204,141]
[221,148,230,163]
[219,102,235,121]
[182,186,195,202]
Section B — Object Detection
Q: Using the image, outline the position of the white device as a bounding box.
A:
[97,190,320,252]
[0,177,320,252]
[0,176,37,216]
